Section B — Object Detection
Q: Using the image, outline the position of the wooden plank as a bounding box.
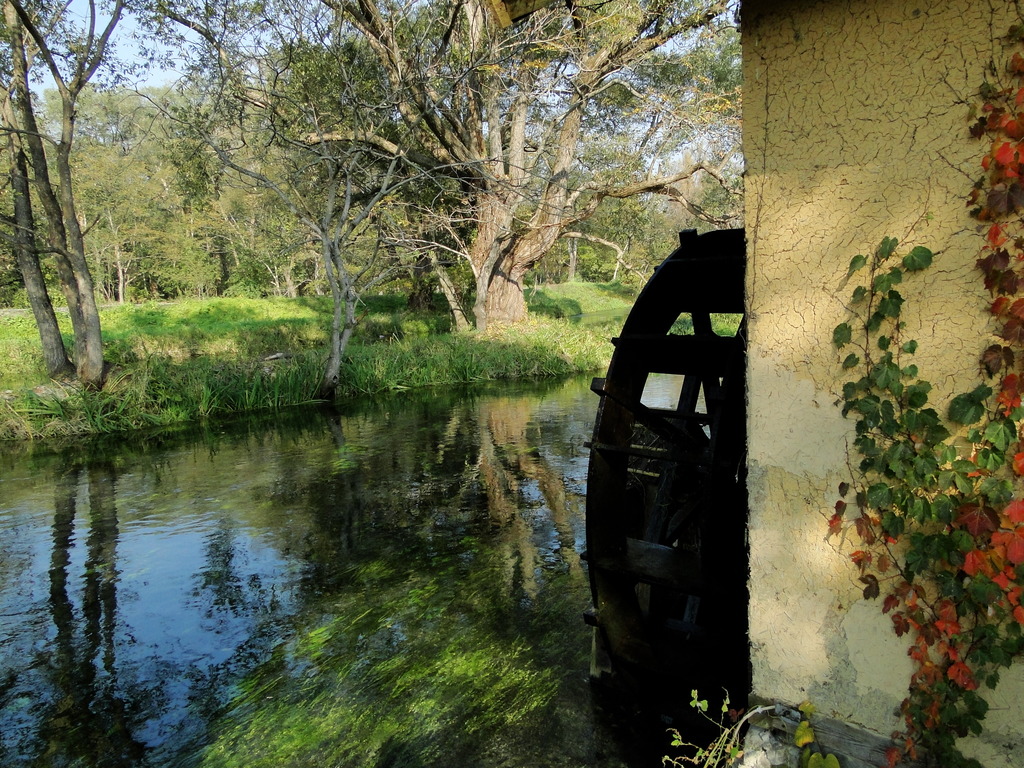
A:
[592,537,703,590]
[748,705,927,768]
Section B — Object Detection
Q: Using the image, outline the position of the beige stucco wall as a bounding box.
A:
[742,0,1024,763]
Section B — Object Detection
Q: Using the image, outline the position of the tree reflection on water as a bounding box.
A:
[0,377,646,768]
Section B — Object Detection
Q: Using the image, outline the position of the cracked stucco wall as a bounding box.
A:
[742,0,1023,763]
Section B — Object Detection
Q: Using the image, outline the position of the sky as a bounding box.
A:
[56,0,196,89]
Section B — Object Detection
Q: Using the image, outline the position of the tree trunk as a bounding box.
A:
[483,264,528,326]
[8,142,74,379]
[55,143,106,388]
[433,255,471,332]
[318,238,356,400]
[4,0,105,388]
[406,256,434,311]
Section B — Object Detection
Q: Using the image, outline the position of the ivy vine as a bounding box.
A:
[830,26,1024,768]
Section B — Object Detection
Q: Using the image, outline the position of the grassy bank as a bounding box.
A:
[0,283,634,440]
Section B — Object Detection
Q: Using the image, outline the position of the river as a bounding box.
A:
[0,375,669,768]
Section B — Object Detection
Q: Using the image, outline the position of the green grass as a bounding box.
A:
[526,280,637,318]
[0,283,635,440]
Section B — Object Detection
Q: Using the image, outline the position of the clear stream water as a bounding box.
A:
[0,376,670,768]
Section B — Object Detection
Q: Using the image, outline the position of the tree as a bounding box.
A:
[334,0,737,328]
[63,87,181,302]
[0,0,125,387]
[163,0,439,396]
[0,122,73,376]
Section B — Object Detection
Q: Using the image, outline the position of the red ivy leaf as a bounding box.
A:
[1008,121,1024,141]
[827,512,843,538]
[995,141,1018,168]
[964,548,990,577]
[994,568,1013,590]
[948,660,979,690]
[1007,534,1024,565]
[883,594,900,614]
[988,183,1010,213]
[884,746,901,768]
[982,344,1014,375]
[937,599,958,624]
[1006,499,1024,523]
[892,612,910,637]
[988,222,1009,248]
[850,550,872,572]
[1014,605,1024,625]
[999,268,1022,295]
[1013,452,1024,475]
[861,574,880,600]
[978,250,1011,288]
[956,504,1000,537]
[1002,315,1024,343]
[855,514,877,545]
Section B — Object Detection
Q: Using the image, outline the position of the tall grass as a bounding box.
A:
[0,353,327,440]
[0,284,634,440]
[338,318,612,395]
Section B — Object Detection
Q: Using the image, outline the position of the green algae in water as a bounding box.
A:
[198,545,574,768]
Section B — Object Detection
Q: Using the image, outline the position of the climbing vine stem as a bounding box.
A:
[830,26,1024,768]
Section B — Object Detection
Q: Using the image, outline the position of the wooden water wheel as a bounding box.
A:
[584,228,749,715]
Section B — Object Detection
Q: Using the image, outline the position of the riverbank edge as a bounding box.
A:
[0,315,618,442]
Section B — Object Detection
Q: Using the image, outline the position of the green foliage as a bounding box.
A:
[0,293,617,439]
[833,236,1024,768]
[664,692,771,767]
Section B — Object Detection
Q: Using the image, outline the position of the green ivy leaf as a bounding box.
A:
[878,335,891,350]
[833,323,853,348]
[882,510,905,537]
[871,361,900,391]
[903,245,934,271]
[848,253,868,276]
[867,482,892,507]
[877,236,899,260]
[794,720,816,748]
[951,529,975,552]
[852,285,868,303]
[808,754,841,768]
[983,419,1014,451]
[905,382,931,409]
[902,339,919,354]
[877,290,904,318]
[842,353,860,369]
[949,386,993,425]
